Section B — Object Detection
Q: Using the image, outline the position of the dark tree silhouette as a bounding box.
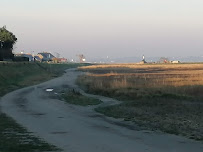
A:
[0,26,17,61]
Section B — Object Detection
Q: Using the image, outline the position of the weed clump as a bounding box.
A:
[62,89,102,106]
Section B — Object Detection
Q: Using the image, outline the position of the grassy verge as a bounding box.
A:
[62,89,102,106]
[0,62,88,96]
[77,64,203,141]
[0,62,87,151]
[95,97,203,141]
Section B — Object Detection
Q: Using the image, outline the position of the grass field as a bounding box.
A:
[0,62,87,152]
[77,63,203,141]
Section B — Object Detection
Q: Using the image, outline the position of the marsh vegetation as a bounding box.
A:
[77,64,203,141]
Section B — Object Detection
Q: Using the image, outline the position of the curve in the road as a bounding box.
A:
[1,69,203,152]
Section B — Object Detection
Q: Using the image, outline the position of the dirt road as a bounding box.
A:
[1,69,203,152]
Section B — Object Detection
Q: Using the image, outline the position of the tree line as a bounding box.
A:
[0,26,17,61]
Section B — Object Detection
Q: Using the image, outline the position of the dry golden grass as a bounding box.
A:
[77,63,203,141]
[79,63,203,70]
[78,63,203,96]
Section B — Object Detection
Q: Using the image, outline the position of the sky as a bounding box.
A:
[1,0,203,59]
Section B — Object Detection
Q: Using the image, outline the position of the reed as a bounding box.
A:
[77,63,203,140]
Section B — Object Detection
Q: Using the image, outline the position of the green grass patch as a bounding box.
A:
[95,97,203,141]
[62,89,102,106]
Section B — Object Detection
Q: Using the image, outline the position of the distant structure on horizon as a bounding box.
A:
[15,53,34,61]
[37,52,68,63]
[37,52,55,62]
[170,60,181,64]
[137,55,147,64]
[14,51,68,63]
[77,54,86,63]
[142,55,145,61]
[52,57,68,63]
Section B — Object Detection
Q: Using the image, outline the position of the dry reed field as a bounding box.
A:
[77,63,203,141]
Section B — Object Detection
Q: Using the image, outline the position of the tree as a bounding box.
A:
[0,26,17,61]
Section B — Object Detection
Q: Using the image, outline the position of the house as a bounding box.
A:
[52,57,68,63]
[34,55,42,62]
[15,53,34,61]
[37,52,55,62]
[171,60,180,64]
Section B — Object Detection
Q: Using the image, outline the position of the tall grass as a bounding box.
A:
[77,64,203,140]
[78,64,203,97]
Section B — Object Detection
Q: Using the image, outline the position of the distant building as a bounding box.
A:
[137,55,147,64]
[171,60,180,64]
[158,57,170,63]
[15,53,34,61]
[34,55,42,62]
[37,52,55,62]
[52,57,68,63]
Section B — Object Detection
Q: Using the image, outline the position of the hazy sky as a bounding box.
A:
[1,0,203,59]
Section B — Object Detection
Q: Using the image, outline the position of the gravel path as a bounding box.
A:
[1,69,203,152]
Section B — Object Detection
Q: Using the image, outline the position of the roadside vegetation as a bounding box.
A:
[0,62,87,96]
[0,62,87,151]
[77,63,203,141]
[62,89,102,106]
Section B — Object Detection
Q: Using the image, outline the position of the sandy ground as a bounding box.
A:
[1,69,203,152]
